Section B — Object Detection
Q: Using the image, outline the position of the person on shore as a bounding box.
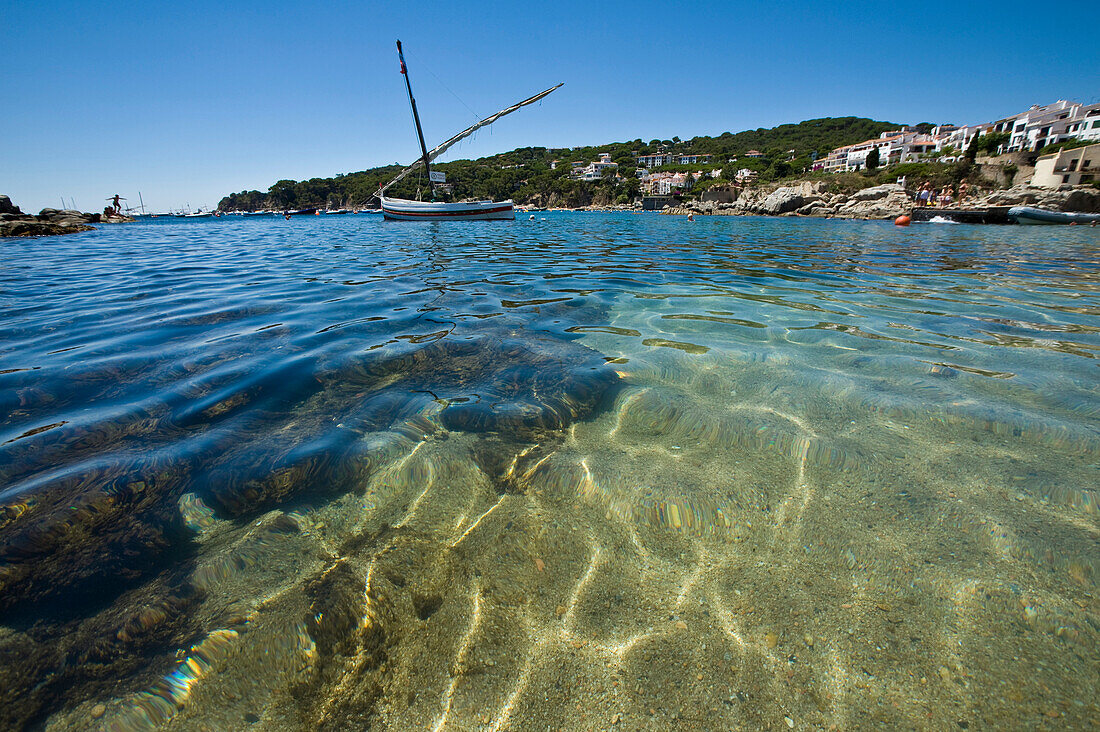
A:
[957,182,969,207]
[940,187,954,208]
[917,183,932,207]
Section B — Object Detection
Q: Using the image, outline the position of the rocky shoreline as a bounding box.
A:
[661,182,1100,220]
[1,195,134,237]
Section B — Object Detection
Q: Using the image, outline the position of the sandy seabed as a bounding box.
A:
[43,323,1098,732]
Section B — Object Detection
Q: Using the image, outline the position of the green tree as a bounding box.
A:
[268,180,298,209]
[768,160,792,179]
[866,147,880,170]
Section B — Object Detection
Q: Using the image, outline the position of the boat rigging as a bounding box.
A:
[377,40,562,220]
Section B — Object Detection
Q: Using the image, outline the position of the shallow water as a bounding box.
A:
[1,213,1097,730]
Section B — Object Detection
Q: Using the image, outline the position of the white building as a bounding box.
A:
[1068,113,1100,144]
[734,168,758,183]
[836,130,939,171]
[933,124,991,153]
[577,152,619,182]
[635,153,712,167]
[812,147,850,173]
[636,153,673,167]
[640,170,706,194]
[1031,143,1099,187]
[1004,100,1100,152]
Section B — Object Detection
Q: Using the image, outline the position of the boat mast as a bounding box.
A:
[396,40,432,197]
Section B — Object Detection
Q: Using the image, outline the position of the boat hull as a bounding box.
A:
[381,196,514,221]
[1008,206,1100,225]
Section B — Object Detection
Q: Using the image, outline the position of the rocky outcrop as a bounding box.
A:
[0,195,21,215]
[666,180,1100,221]
[37,207,101,224]
[978,184,1100,213]
[849,183,901,201]
[0,220,93,237]
[665,180,911,220]
[834,184,911,219]
[759,186,807,215]
[0,197,98,237]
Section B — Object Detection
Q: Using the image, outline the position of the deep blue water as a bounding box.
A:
[1,213,1097,730]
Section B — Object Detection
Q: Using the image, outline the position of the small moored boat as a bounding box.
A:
[379,198,516,221]
[1008,206,1100,225]
[376,40,561,222]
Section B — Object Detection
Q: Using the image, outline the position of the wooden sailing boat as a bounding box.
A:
[377,40,562,221]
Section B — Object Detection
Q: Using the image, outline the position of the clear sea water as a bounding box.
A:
[1,213,1097,730]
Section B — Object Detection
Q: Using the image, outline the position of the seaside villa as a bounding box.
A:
[1031,143,1098,187]
[574,153,619,182]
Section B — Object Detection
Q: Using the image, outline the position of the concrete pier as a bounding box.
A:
[910,206,1012,224]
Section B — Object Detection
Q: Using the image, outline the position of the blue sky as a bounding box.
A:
[2,0,1097,213]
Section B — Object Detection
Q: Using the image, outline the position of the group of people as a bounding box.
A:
[913,181,972,208]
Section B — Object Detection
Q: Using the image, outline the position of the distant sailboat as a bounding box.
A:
[377,40,561,221]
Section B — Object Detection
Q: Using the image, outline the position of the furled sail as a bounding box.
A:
[377,83,563,195]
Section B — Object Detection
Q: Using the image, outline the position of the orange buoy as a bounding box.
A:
[895,215,911,226]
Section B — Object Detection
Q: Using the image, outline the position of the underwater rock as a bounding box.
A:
[340,333,620,436]
[0,575,203,730]
[0,463,192,617]
[206,333,618,516]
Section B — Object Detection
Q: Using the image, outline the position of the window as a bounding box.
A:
[1093,120,1100,129]
[1070,159,1079,170]
[1062,175,1070,183]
